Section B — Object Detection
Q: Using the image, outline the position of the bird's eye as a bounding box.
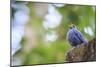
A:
[72,25,76,28]
[68,24,75,29]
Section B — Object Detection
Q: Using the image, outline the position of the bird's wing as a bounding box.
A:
[72,28,85,42]
[67,29,80,46]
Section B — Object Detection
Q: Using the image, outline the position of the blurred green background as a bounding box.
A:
[11,1,96,66]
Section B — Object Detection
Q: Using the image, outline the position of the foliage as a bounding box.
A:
[12,2,96,65]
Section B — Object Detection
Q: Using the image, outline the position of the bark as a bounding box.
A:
[66,38,96,63]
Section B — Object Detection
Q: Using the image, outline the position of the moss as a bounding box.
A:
[66,38,96,62]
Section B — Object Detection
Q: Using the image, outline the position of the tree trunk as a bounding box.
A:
[66,38,96,63]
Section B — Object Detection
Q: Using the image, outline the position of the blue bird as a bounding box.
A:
[67,24,88,47]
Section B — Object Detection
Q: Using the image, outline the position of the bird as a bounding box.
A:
[67,24,88,47]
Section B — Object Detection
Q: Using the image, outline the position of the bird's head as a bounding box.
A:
[68,24,76,29]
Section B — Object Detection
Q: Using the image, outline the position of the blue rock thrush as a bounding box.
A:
[67,24,88,47]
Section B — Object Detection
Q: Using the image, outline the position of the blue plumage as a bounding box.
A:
[67,25,88,46]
